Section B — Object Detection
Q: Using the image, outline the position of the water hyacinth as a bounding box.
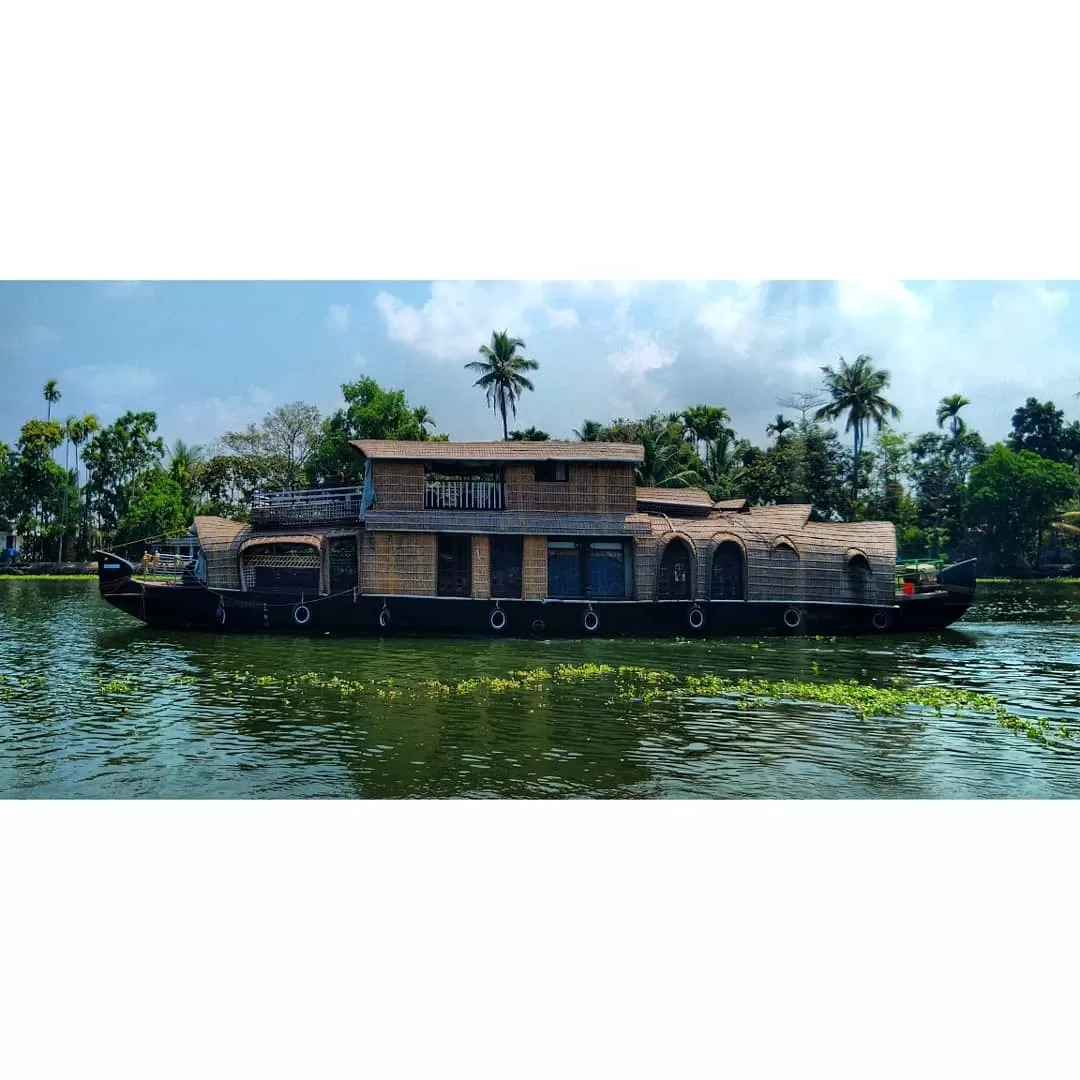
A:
[3,661,1070,748]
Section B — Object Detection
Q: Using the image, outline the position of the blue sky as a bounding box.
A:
[1,280,1078,455]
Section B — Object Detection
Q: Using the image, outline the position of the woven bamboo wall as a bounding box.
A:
[504,463,636,514]
[361,531,437,594]
[522,535,547,599]
[371,461,425,511]
[471,535,491,599]
[633,536,660,600]
[638,513,896,606]
[194,515,248,590]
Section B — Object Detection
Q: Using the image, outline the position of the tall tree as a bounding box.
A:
[42,379,61,422]
[222,402,322,489]
[815,354,901,508]
[1006,397,1080,465]
[766,414,796,441]
[935,394,970,440]
[168,439,204,515]
[465,330,539,440]
[967,444,1078,570]
[412,406,436,440]
[305,377,428,487]
[682,404,731,459]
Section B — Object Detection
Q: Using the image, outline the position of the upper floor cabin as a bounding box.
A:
[350,439,646,518]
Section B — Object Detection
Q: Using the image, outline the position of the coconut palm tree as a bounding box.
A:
[465,330,539,440]
[815,354,901,504]
[573,419,604,442]
[43,379,61,421]
[168,439,204,511]
[766,413,796,441]
[412,406,436,440]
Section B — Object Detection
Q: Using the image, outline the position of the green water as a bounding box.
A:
[2,578,1079,798]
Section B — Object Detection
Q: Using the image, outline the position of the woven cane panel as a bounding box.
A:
[240,546,320,590]
[371,461,425,511]
[503,463,637,514]
[522,535,547,600]
[636,512,897,606]
[362,531,436,595]
[471,535,491,599]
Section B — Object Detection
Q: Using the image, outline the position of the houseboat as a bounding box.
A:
[95,439,977,637]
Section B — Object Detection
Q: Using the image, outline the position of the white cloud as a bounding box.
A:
[607,331,675,382]
[835,280,930,320]
[695,281,766,356]
[102,281,156,299]
[374,281,550,360]
[546,306,580,330]
[352,352,367,369]
[325,304,351,334]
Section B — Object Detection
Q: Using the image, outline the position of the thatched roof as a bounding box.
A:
[239,533,324,554]
[635,487,714,507]
[351,440,644,463]
[193,515,250,549]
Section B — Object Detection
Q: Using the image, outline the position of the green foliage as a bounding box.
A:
[966,444,1079,570]
[508,427,551,441]
[465,330,539,440]
[115,469,188,547]
[83,411,165,530]
[815,354,901,506]
[305,377,429,487]
[1006,397,1080,465]
[220,402,321,490]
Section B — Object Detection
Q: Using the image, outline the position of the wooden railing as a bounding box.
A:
[251,486,363,526]
[424,480,505,510]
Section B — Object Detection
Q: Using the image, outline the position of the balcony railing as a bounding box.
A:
[251,486,362,527]
[424,480,505,510]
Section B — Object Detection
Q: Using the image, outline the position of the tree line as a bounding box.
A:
[2,331,1079,573]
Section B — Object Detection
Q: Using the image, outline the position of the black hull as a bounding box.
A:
[96,557,974,640]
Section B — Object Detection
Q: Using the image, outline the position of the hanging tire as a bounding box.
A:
[872,609,891,631]
[531,618,546,634]
[378,607,391,630]
[583,608,600,633]
[489,607,507,632]
[688,605,706,631]
[783,607,802,630]
[293,604,311,627]
[215,601,226,627]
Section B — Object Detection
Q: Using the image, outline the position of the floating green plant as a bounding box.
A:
[59,662,1074,749]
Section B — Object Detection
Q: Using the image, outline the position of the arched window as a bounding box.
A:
[847,550,871,600]
[771,537,800,566]
[710,540,745,601]
[657,538,693,600]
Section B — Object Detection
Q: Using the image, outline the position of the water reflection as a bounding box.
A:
[2,580,1080,798]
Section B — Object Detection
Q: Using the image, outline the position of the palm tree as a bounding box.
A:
[573,419,604,442]
[76,413,100,545]
[168,439,204,511]
[412,406,436,440]
[815,354,901,504]
[766,414,796,441]
[935,394,970,440]
[43,379,61,421]
[681,405,730,459]
[465,330,539,440]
